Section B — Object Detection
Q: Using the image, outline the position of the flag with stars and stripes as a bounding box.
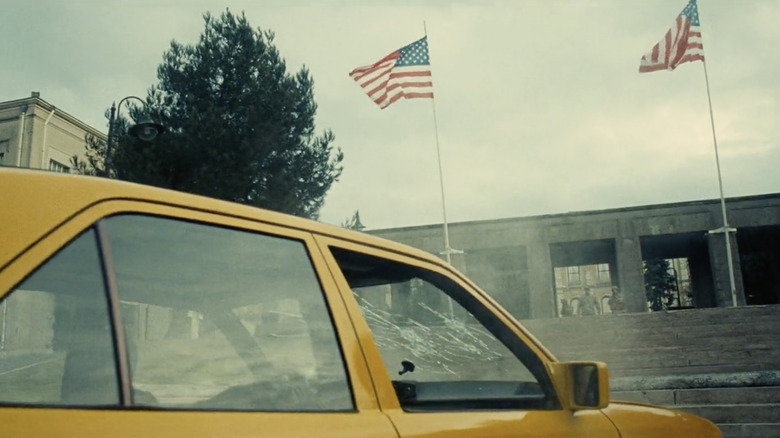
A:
[639,0,704,73]
[349,36,433,109]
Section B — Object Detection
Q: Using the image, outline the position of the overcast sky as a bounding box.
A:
[2,1,778,231]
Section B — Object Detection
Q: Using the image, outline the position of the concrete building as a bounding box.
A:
[372,194,780,320]
[0,93,104,173]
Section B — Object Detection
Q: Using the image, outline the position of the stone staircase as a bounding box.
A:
[520,304,780,438]
[608,376,780,438]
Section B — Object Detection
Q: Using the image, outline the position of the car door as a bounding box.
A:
[315,236,620,438]
[0,200,398,438]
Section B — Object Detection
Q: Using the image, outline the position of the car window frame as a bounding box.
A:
[0,226,123,408]
[313,235,563,412]
[0,199,380,412]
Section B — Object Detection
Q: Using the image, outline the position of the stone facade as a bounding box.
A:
[371,194,780,320]
[0,93,104,172]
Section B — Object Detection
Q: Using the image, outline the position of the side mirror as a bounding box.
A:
[548,361,610,411]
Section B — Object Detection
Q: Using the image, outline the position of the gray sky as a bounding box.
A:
[2,1,778,230]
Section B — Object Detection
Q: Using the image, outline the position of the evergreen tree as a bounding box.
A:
[77,10,343,219]
[643,258,678,311]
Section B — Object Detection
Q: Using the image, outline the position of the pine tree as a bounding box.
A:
[644,258,678,311]
[79,9,343,219]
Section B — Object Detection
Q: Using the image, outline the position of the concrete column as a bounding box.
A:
[615,235,646,313]
[688,252,716,308]
[707,230,746,307]
[527,240,555,319]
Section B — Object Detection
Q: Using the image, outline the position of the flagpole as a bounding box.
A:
[702,60,738,306]
[638,0,738,306]
[424,21,460,265]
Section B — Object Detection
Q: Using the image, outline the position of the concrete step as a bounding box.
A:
[611,386,780,437]
[611,389,676,405]
[554,350,780,368]
[610,372,780,392]
[611,386,780,406]
[718,423,780,438]
[519,306,780,438]
[677,386,780,405]
[552,348,780,377]
[677,404,780,425]
[608,364,777,378]
[537,329,780,346]
[523,327,780,357]
[608,364,769,378]
[524,320,780,344]
[554,343,780,359]
[534,329,780,376]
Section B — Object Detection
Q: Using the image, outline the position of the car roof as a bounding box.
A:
[0,167,441,271]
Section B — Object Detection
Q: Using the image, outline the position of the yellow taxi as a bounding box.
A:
[0,168,721,437]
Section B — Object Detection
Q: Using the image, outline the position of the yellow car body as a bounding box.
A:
[0,168,721,437]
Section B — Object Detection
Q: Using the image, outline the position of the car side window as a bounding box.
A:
[330,247,558,411]
[0,229,120,407]
[103,214,353,411]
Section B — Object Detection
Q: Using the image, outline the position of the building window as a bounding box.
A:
[49,160,70,173]
[598,263,610,282]
[566,266,580,285]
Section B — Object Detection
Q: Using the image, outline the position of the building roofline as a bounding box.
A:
[371,192,780,233]
[0,95,106,140]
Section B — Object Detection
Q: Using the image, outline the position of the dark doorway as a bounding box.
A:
[737,226,780,305]
[550,239,616,317]
[640,232,715,309]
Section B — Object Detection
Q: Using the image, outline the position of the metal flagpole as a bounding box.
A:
[702,60,738,306]
[425,23,458,320]
[424,21,461,265]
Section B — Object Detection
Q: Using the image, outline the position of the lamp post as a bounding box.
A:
[104,95,165,177]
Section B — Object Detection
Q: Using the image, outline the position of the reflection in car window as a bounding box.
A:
[330,247,557,411]
[104,214,353,411]
[0,229,119,407]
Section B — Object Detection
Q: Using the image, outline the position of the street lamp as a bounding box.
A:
[104,95,165,177]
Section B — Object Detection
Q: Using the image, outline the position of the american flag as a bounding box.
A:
[349,37,434,109]
[639,0,704,73]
